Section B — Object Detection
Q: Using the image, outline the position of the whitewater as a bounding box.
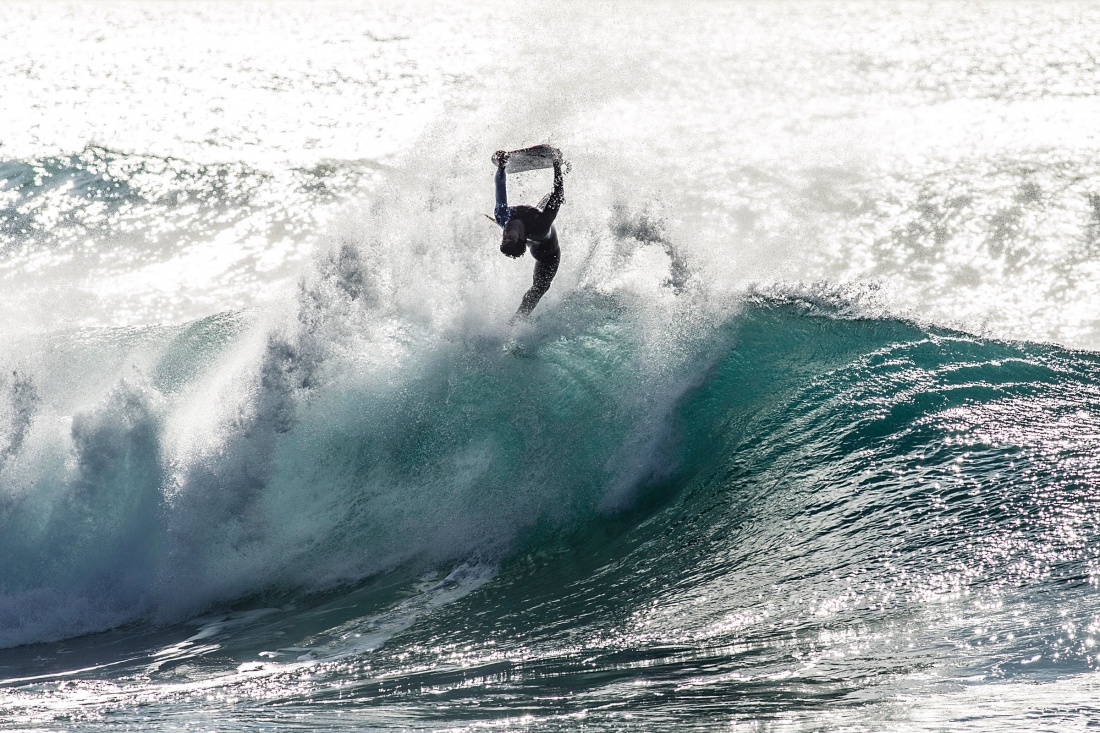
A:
[3,1,1100,730]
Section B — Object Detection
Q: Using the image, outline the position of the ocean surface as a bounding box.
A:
[3,1,1100,730]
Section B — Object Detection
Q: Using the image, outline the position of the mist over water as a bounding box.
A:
[3,1,1100,730]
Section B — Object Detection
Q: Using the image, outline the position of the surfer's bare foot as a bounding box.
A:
[492,150,510,168]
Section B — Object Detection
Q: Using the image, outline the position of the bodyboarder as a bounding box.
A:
[492,149,564,321]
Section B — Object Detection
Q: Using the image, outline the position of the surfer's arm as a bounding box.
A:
[494,161,511,227]
[542,161,565,216]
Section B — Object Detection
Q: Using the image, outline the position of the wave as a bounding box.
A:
[0,213,711,649]
[3,136,1099,687]
[4,262,1100,662]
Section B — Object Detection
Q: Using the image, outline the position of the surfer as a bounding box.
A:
[493,149,564,321]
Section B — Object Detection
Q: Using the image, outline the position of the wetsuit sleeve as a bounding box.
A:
[542,162,565,216]
[528,163,564,234]
[494,166,511,227]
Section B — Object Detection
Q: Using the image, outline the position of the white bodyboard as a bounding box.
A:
[495,144,561,174]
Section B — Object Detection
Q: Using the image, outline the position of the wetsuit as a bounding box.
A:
[495,162,564,319]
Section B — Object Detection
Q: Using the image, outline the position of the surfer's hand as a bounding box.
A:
[492,150,509,168]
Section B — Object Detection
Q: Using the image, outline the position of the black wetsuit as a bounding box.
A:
[494,162,564,318]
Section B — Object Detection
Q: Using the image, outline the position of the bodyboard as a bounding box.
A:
[495,144,561,174]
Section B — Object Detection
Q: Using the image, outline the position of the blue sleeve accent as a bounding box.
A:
[494,166,511,227]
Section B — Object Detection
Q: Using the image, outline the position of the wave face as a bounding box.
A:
[4,1,1100,731]
[5,301,1100,730]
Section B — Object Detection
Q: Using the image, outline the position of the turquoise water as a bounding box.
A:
[5,302,1100,730]
[4,1,1100,730]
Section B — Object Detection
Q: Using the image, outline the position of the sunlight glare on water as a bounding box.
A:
[0,0,501,329]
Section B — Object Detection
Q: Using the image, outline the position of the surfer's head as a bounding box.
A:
[500,218,526,258]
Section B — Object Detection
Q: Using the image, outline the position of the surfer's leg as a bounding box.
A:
[514,249,559,320]
[494,166,510,226]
